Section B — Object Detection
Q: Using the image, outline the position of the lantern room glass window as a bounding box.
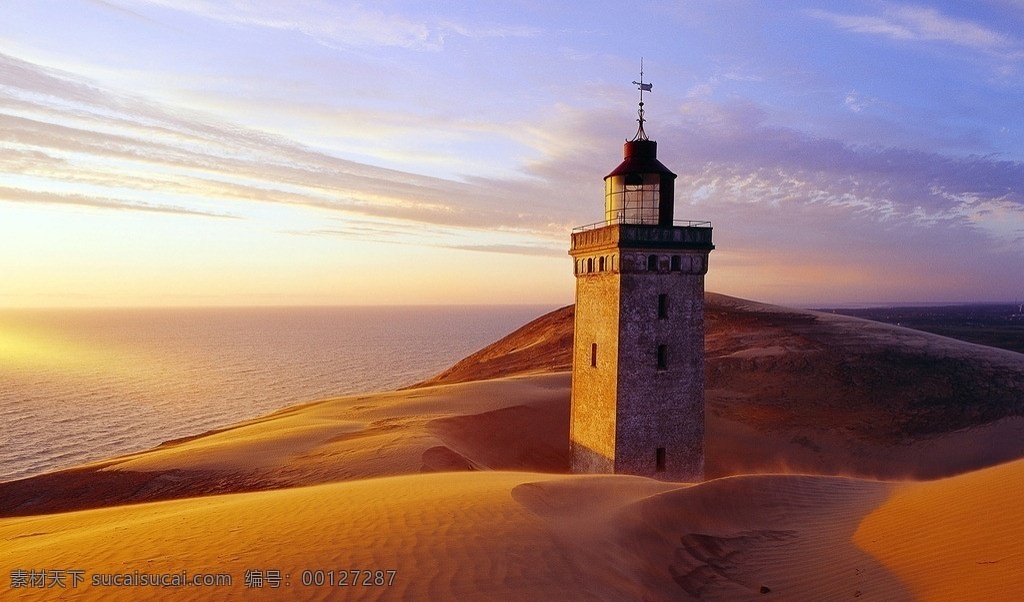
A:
[605,173,661,224]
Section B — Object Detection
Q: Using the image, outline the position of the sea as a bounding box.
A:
[0,305,556,483]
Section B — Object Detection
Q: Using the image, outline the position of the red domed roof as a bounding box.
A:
[604,139,677,180]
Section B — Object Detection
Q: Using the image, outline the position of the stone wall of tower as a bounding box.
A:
[614,249,708,481]
[569,252,620,473]
[569,224,712,482]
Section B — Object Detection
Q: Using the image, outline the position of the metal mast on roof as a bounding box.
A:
[631,58,652,141]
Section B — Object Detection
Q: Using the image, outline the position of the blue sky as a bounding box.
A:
[1,0,1022,306]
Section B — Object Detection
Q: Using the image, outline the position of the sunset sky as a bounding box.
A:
[1,1,1022,307]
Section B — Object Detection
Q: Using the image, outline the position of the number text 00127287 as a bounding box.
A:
[301,570,396,587]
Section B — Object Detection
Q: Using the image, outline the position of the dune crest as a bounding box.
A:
[855,457,1024,599]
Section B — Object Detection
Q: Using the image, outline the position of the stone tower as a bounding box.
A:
[568,75,714,481]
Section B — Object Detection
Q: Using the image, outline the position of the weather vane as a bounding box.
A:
[631,58,652,141]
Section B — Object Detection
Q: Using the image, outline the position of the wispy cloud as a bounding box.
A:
[807,3,1022,58]
[0,185,234,217]
[117,0,534,51]
[0,51,571,248]
[437,20,539,40]
[440,243,565,257]
[649,101,1023,299]
[2,27,1021,304]
[126,0,438,49]
[843,90,882,113]
[667,101,1024,227]
[296,215,567,259]
[6,46,1021,251]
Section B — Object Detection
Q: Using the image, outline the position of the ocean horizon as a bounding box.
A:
[0,304,558,483]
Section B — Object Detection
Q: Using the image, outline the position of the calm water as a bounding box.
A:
[0,305,554,483]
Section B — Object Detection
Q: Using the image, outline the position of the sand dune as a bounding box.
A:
[8,461,1023,600]
[0,374,570,517]
[4,293,1024,599]
[421,293,1024,479]
[0,470,894,600]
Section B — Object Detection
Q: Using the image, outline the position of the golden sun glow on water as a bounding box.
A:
[0,323,113,374]
[0,306,551,483]
[0,316,186,393]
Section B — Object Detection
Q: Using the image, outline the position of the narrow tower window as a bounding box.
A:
[591,343,598,367]
[599,256,606,272]
[658,293,668,319]
[671,255,681,271]
[656,448,666,472]
[647,254,658,271]
[657,344,668,370]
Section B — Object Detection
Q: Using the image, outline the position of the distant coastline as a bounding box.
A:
[816,303,1024,354]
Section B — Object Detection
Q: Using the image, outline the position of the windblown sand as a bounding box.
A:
[3,294,1024,600]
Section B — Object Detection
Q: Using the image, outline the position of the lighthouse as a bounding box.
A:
[568,68,714,481]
